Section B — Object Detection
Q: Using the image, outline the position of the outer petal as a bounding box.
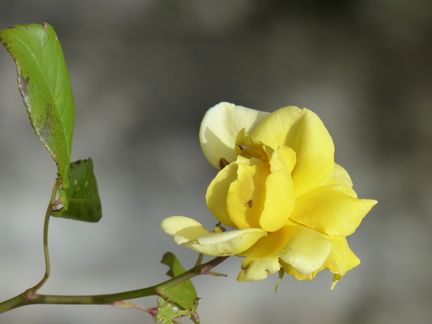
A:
[324,236,361,288]
[237,226,295,281]
[161,216,209,244]
[199,102,269,169]
[278,226,332,274]
[278,234,361,287]
[323,163,357,198]
[237,224,331,281]
[161,216,266,256]
[290,188,377,236]
[252,107,335,196]
[187,228,266,256]
[281,263,321,281]
[237,255,281,282]
[325,163,353,188]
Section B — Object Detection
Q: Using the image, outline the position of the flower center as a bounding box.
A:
[225,131,297,232]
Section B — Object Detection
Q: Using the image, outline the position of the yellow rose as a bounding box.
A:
[162,102,377,287]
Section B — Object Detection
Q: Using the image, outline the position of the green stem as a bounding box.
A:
[26,181,59,295]
[0,256,228,313]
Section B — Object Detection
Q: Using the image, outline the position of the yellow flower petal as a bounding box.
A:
[226,158,267,229]
[237,224,331,280]
[278,226,332,274]
[237,255,281,281]
[290,188,377,236]
[269,145,297,173]
[237,226,295,281]
[252,107,335,196]
[162,216,266,256]
[199,102,269,169]
[323,163,357,198]
[251,106,304,149]
[325,163,353,188]
[281,262,321,281]
[186,228,267,256]
[259,146,295,232]
[161,216,209,244]
[206,162,238,227]
[282,236,361,287]
[324,236,361,288]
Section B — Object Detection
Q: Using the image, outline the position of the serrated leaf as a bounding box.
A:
[51,159,102,222]
[159,252,198,311]
[0,23,74,188]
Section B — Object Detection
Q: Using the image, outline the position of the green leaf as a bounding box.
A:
[156,252,199,323]
[159,252,198,310]
[51,159,102,222]
[156,298,197,324]
[0,23,74,188]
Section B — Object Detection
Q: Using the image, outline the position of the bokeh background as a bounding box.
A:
[1,0,431,323]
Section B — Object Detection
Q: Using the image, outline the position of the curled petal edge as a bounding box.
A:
[162,216,266,256]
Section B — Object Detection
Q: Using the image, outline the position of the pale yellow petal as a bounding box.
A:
[199,102,269,169]
[226,159,267,229]
[278,226,332,274]
[237,255,281,281]
[162,216,266,256]
[206,162,238,227]
[185,228,266,256]
[161,216,209,244]
[252,107,335,196]
[290,188,377,236]
[259,146,295,232]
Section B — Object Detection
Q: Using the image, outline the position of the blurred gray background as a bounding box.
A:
[0,0,431,323]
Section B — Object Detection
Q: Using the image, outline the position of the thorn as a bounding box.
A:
[111,300,155,315]
[208,271,227,277]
